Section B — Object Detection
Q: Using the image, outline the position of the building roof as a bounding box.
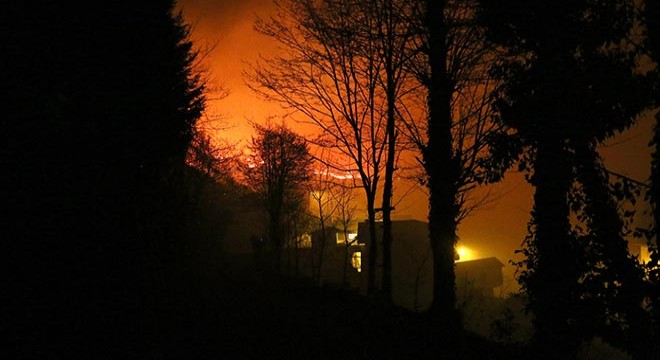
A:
[456,257,504,268]
[455,257,505,290]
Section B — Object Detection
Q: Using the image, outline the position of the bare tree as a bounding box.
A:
[400,1,503,329]
[247,0,502,315]
[308,166,339,286]
[364,0,419,300]
[246,0,388,294]
[186,131,235,182]
[284,194,314,276]
[332,178,359,287]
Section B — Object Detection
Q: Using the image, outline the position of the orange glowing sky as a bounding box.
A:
[178,0,281,143]
[178,0,654,292]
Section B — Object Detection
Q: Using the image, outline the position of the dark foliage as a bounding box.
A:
[644,0,660,356]
[4,1,207,355]
[571,144,653,358]
[479,0,651,358]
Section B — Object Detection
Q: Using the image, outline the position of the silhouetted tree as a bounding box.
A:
[249,1,502,329]
[366,0,417,301]
[187,131,235,182]
[5,2,205,354]
[247,0,387,294]
[183,129,237,283]
[418,2,467,351]
[284,194,314,276]
[479,1,647,358]
[333,181,359,288]
[308,167,339,286]
[644,0,660,354]
[241,123,313,271]
[572,144,652,359]
[185,131,236,233]
[417,0,502,334]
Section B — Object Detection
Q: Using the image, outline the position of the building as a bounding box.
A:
[282,226,364,289]
[276,218,505,312]
[455,257,505,298]
[358,219,504,312]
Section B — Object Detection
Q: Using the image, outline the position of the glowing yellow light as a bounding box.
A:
[640,245,651,264]
[312,169,357,180]
[457,247,467,257]
[456,246,475,262]
[351,252,362,272]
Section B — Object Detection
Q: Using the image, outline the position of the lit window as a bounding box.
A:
[336,232,345,244]
[630,244,652,264]
[298,234,312,248]
[351,252,362,272]
[640,245,651,263]
[336,231,358,245]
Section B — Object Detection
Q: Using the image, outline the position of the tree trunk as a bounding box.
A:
[342,227,351,288]
[366,193,378,295]
[294,220,300,277]
[269,209,282,272]
[342,242,349,288]
[382,168,393,300]
[425,0,459,327]
[381,47,397,302]
[316,228,327,287]
[529,138,579,359]
[650,111,660,357]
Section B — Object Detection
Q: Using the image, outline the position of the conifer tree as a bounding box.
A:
[5,1,205,355]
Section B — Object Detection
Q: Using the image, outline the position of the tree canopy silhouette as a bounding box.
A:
[418,0,503,327]
[246,0,389,294]
[241,122,313,271]
[479,0,651,358]
[5,1,206,355]
[644,0,660,353]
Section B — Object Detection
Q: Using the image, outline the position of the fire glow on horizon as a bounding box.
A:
[312,168,357,180]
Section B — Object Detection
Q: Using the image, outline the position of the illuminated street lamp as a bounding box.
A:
[455,245,475,262]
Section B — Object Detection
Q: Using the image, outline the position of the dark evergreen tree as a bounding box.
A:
[4,1,205,355]
[479,1,648,358]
